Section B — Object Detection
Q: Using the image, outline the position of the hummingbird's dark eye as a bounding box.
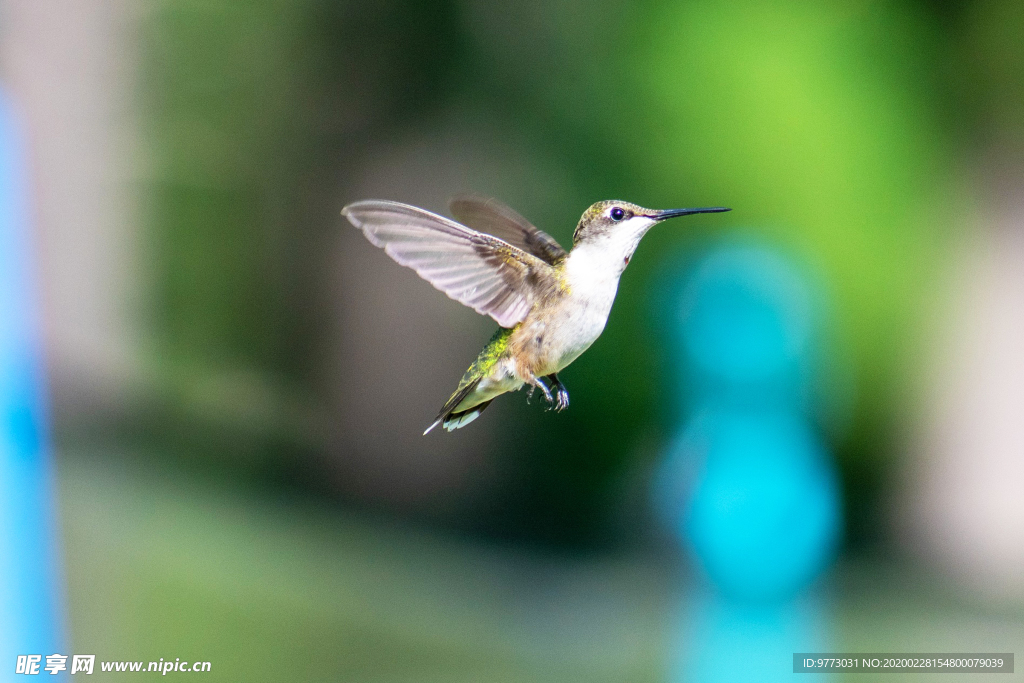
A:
[610,207,626,221]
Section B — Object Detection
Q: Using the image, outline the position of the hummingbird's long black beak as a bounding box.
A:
[651,207,731,220]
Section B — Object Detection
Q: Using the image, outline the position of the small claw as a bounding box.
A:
[531,378,554,409]
[555,387,570,412]
[526,386,535,405]
[542,374,569,412]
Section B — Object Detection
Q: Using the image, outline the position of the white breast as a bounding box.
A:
[544,242,626,372]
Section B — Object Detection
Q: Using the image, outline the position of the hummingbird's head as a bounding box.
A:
[572,200,730,264]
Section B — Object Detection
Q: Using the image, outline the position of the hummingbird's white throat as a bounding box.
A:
[568,214,658,282]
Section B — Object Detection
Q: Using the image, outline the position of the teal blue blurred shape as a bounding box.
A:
[653,242,842,602]
[671,590,829,683]
[0,88,66,673]
[666,242,817,414]
[658,409,842,602]
[683,246,811,377]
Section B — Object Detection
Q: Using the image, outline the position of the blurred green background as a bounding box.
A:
[140,0,964,544]
[5,0,1024,680]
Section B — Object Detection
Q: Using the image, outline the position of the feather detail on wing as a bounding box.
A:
[343,200,558,328]
[449,195,568,265]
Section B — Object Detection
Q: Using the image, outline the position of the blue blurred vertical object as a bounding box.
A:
[654,241,842,681]
[654,242,842,601]
[0,89,66,672]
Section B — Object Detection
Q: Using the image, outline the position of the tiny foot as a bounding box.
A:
[554,386,570,412]
[542,374,569,412]
[532,378,554,409]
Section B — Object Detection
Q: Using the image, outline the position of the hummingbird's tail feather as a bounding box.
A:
[442,400,494,432]
[424,377,485,435]
[425,326,514,434]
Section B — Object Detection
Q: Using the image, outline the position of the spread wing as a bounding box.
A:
[448,195,568,265]
[343,200,558,328]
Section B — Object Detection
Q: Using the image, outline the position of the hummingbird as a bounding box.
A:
[342,196,730,434]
